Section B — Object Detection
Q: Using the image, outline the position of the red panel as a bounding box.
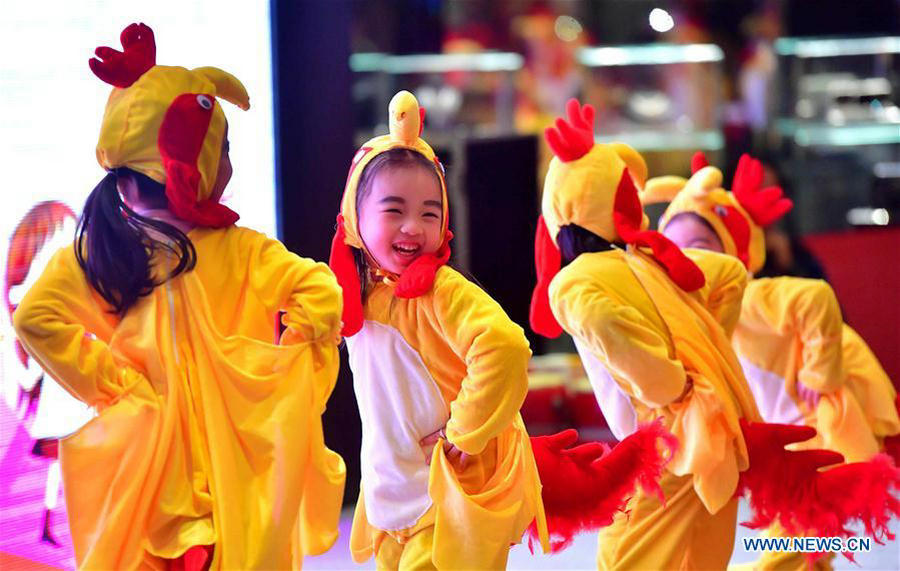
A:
[804,227,900,388]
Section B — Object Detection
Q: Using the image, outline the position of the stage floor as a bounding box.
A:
[304,504,899,570]
[1,394,897,570]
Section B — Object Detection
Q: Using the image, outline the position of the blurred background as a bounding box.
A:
[1,1,898,568]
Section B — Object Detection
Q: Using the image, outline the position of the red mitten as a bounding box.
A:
[738,420,842,532]
[737,420,900,562]
[527,421,676,552]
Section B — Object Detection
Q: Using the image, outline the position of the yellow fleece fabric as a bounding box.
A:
[348,266,549,569]
[550,246,761,512]
[735,277,880,462]
[549,246,760,569]
[13,226,344,570]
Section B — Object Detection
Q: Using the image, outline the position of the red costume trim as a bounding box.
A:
[158,93,238,228]
[89,23,155,88]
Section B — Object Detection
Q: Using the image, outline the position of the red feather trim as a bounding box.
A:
[737,420,900,561]
[527,421,677,552]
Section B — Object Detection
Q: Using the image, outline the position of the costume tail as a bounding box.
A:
[527,420,677,552]
[737,420,900,561]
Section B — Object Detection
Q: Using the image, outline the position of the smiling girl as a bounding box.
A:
[328,90,547,570]
[329,91,674,570]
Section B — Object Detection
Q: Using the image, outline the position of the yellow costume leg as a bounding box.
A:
[597,472,737,570]
[375,535,404,571]
[374,526,436,571]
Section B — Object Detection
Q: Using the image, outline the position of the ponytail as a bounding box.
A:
[75,169,196,315]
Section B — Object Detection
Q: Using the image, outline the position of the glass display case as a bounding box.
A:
[349,43,727,158]
[578,43,725,153]
[773,36,899,233]
[349,51,522,140]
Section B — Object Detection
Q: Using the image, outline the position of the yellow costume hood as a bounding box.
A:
[645,153,793,273]
[93,23,249,227]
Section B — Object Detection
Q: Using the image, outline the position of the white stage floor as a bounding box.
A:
[305,499,899,570]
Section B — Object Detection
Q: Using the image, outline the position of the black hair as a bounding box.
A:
[352,148,443,299]
[557,224,620,266]
[75,167,196,316]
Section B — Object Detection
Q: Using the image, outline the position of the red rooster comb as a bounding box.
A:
[89,23,156,88]
[691,151,709,174]
[545,99,595,162]
[731,154,793,227]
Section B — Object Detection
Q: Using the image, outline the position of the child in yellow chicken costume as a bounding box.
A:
[12,24,345,570]
[327,91,678,570]
[529,100,900,570]
[649,152,899,462]
[529,99,769,570]
[647,152,900,569]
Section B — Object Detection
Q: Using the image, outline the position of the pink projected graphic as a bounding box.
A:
[1,202,93,569]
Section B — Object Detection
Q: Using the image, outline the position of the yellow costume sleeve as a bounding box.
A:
[549,258,688,408]
[621,248,758,513]
[741,278,844,393]
[431,268,532,456]
[684,248,750,338]
[12,247,145,408]
[842,324,900,439]
[246,233,343,347]
[238,233,345,561]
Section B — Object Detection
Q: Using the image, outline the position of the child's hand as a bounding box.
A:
[673,377,694,404]
[420,427,469,470]
[795,381,821,410]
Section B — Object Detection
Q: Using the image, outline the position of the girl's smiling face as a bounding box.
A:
[358,164,443,275]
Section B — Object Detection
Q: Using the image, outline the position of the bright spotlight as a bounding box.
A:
[555,15,583,42]
[649,8,675,33]
[872,208,890,226]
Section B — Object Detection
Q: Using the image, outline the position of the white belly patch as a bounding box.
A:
[739,355,804,425]
[573,339,639,440]
[346,320,449,531]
